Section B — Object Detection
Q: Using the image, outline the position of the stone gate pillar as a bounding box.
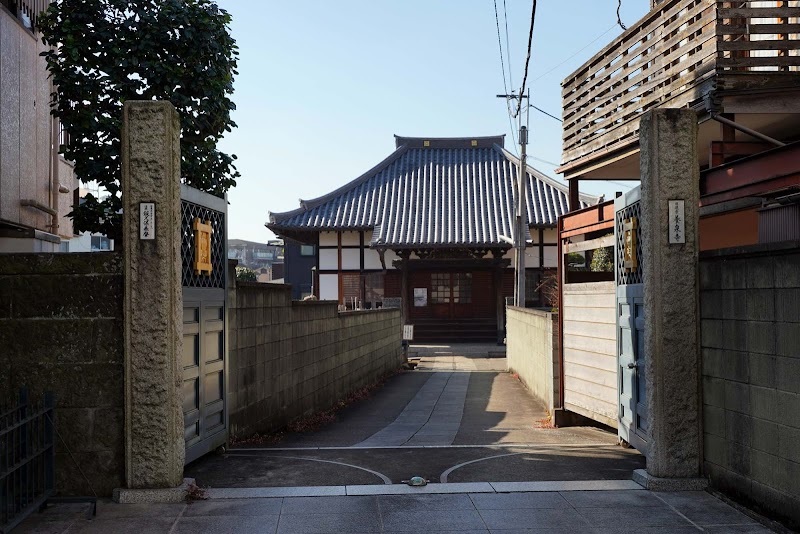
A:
[121,101,185,491]
[636,108,706,489]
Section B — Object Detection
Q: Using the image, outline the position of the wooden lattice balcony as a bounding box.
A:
[559,0,800,175]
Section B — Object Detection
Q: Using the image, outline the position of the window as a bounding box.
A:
[90,236,111,251]
[453,273,472,304]
[431,273,449,304]
[430,273,472,304]
[300,244,315,256]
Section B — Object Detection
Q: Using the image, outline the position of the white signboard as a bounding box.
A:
[139,203,155,240]
[403,324,414,341]
[668,200,685,244]
[413,288,427,307]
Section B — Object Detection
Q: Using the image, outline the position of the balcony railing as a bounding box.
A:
[560,0,800,170]
[3,0,49,31]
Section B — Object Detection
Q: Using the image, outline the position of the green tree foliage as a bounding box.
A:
[566,252,585,267]
[590,247,614,272]
[235,266,257,282]
[39,0,239,240]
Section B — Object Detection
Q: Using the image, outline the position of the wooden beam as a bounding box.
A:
[569,179,580,212]
[564,234,615,254]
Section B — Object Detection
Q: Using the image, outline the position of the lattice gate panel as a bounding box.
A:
[616,200,643,286]
[181,200,226,289]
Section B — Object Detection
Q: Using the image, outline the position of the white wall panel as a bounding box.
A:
[319,249,338,270]
[341,248,360,270]
[524,250,540,268]
[319,232,337,247]
[364,248,383,270]
[319,274,338,301]
[340,231,360,246]
[384,249,399,268]
[544,246,558,267]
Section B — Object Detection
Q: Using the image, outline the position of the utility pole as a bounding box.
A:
[516,124,528,308]
[496,90,529,307]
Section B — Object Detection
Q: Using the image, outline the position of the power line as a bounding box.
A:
[516,0,537,116]
[493,0,519,154]
[502,0,513,91]
[530,105,562,123]
[529,155,559,167]
[530,23,617,85]
[617,0,627,31]
[493,0,510,97]
[608,180,635,189]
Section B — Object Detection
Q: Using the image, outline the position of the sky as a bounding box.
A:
[215,1,650,243]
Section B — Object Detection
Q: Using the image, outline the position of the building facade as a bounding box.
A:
[0,0,76,252]
[269,135,595,342]
[228,239,284,271]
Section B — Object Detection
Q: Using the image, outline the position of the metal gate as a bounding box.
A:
[1,388,54,533]
[180,185,228,465]
[614,187,648,453]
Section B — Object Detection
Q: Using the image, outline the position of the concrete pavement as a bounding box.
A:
[18,487,775,533]
[186,345,645,487]
[17,344,781,532]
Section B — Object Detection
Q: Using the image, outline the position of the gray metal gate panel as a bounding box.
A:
[615,187,649,454]
[180,185,228,465]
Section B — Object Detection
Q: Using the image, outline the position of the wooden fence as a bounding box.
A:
[561,0,800,169]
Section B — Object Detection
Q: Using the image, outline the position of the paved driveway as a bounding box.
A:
[186,344,645,488]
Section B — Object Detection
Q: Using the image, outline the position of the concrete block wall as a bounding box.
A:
[0,253,125,496]
[228,277,403,439]
[505,307,559,415]
[700,243,800,529]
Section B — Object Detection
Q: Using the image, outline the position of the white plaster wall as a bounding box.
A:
[319,232,337,247]
[524,250,540,269]
[319,249,338,270]
[364,248,383,270]
[319,274,338,301]
[544,246,558,267]
[340,231,360,246]
[385,249,399,268]
[341,248,360,270]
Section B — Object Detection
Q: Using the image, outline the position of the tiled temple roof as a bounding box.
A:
[268,135,596,248]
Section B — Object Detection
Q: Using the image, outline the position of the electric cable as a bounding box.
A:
[529,105,562,123]
[493,0,519,154]
[617,0,628,30]
[516,0,537,116]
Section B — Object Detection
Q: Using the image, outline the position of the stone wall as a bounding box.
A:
[228,271,403,438]
[505,307,559,415]
[700,242,800,529]
[0,253,125,497]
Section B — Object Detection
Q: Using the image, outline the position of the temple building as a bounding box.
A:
[268,135,595,342]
